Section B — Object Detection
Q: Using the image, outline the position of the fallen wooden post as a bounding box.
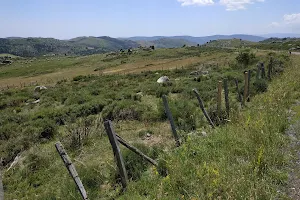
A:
[193,89,215,128]
[234,79,243,103]
[104,120,128,189]
[162,95,181,147]
[243,72,249,106]
[116,134,158,167]
[55,142,88,200]
[223,79,230,118]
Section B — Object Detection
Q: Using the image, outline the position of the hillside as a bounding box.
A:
[203,38,255,48]
[126,34,265,44]
[255,38,300,51]
[1,45,299,199]
[0,37,139,57]
[137,38,197,48]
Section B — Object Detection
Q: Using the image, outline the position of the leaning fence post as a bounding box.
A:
[193,89,215,128]
[243,71,249,106]
[234,79,242,103]
[55,142,88,200]
[104,120,128,189]
[162,95,181,146]
[223,79,230,118]
[217,81,222,116]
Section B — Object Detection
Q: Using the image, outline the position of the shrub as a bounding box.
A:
[236,50,256,67]
[102,100,145,121]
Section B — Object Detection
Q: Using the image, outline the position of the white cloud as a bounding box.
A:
[269,22,280,27]
[178,0,264,10]
[219,0,264,11]
[177,0,214,6]
[283,13,300,24]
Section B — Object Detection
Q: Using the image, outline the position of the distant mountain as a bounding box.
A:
[0,36,139,57]
[125,34,265,45]
[260,33,300,38]
[137,38,197,48]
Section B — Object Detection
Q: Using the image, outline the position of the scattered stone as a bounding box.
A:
[157,76,170,83]
[190,71,200,76]
[32,99,40,104]
[201,131,207,137]
[34,86,47,92]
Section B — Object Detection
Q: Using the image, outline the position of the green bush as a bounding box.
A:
[102,100,145,121]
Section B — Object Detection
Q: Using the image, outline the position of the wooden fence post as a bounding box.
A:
[116,134,158,166]
[162,95,181,147]
[104,120,128,189]
[0,171,4,200]
[268,57,273,80]
[217,81,222,116]
[234,79,242,103]
[247,70,251,102]
[261,63,266,79]
[256,64,260,80]
[223,79,230,118]
[243,72,249,106]
[55,142,88,200]
[193,89,215,128]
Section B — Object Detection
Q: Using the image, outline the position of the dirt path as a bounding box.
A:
[292,52,300,56]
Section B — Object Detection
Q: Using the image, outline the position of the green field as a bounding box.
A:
[0,45,299,199]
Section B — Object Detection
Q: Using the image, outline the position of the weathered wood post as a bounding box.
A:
[243,72,249,106]
[223,79,230,118]
[116,134,158,166]
[256,63,260,80]
[0,171,4,200]
[55,142,88,200]
[217,81,222,116]
[247,70,251,102]
[193,89,215,128]
[261,63,266,79]
[162,95,181,147]
[268,57,273,80]
[234,79,242,103]
[104,120,128,189]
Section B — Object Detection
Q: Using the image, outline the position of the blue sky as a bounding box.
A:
[0,0,299,39]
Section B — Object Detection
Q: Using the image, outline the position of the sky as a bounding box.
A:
[0,0,300,39]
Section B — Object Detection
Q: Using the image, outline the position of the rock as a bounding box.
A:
[201,71,209,75]
[34,86,47,92]
[157,76,170,83]
[146,133,151,138]
[190,71,200,76]
[32,99,40,104]
[201,131,207,137]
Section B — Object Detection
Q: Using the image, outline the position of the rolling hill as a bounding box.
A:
[0,37,139,57]
[125,34,265,44]
[136,38,197,48]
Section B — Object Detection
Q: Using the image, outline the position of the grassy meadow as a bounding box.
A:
[0,45,298,199]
